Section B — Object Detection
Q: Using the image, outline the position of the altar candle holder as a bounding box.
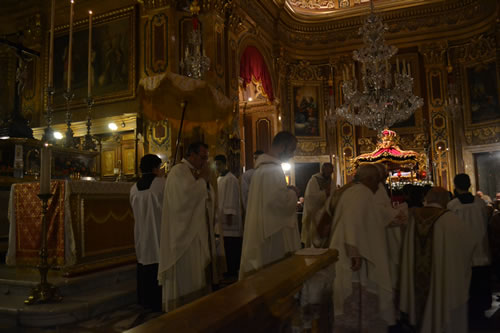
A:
[83,97,96,150]
[25,193,62,305]
[42,87,56,144]
[63,89,75,148]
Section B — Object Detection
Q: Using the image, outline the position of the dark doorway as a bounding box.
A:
[294,162,321,198]
[474,151,500,199]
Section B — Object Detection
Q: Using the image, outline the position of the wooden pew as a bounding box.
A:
[125,249,337,333]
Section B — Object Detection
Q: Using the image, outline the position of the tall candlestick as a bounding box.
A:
[48,0,55,88]
[88,10,93,97]
[67,0,74,91]
[40,145,52,195]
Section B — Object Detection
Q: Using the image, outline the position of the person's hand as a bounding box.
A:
[351,257,362,271]
[199,163,210,181]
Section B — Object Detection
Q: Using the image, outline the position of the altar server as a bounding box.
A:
[130,154,165,312]
[300,162,333,247]
[215,154,243,277]
[158,142,217,312]
[239,131,301,279]
[447,173,491,320]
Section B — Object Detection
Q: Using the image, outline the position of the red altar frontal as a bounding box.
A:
[7,180,135,276]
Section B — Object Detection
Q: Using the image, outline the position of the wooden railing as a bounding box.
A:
[125,249,338,333]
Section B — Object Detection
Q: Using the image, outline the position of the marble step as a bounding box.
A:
[0,263,136,297]
[0,265,138,328]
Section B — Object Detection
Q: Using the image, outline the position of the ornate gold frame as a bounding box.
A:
[44,6,136,111]
[289,80,326,141]
[462,57,500,128]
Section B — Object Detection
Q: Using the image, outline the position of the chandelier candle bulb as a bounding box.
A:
[40,145,52,195]
[67,0,74,91]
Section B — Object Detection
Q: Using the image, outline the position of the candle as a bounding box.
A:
[48,0,55,88]
[352,63,355,78]
[407,63,411,76]
[402,59,407,75]
[67,0,74,91]
[40,144,52,195]
[396,57,400,74]
[342,68,346,81]
[88,10,93,97]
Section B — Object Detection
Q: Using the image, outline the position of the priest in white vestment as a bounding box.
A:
[447,173,491,320]
[300,162,333,248]
[158,142,217,312]
[400,187,475,333]
[240,150,264,214]
[215,154,243,277]
[326,164,395,332]
[130,154,165,312]
[239,131,301,279]
[373,163,407,291]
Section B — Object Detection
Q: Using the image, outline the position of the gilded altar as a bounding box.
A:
[6,180,135,276]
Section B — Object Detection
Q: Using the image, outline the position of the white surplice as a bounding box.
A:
[240,168,255,212]
[447,196,490,266]
[217,171,242,237]
[301,173,329,248]
[400,203,474,333]
[374,182,404,289]
[239,154,301,279]
[158,159,215,312]
[130,177,165,265]
[329,183,395,331]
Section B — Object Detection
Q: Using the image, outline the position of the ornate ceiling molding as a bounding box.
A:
[272,0,496,49]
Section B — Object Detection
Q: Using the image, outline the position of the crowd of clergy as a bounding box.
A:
[129,130,500,332]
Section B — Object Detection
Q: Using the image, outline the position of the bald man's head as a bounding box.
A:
[356,164,380,193]
[373,163,388,182]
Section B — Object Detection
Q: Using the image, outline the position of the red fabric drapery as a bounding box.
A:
[240,46,274,102]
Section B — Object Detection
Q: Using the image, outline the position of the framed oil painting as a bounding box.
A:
[464,60,500,126]
[48,6,136,110]
[290,81,325,139]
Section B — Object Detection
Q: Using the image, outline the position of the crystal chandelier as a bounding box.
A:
[330,1,423,132]
[180,0,210,80]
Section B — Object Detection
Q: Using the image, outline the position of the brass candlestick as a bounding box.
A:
[25,193,62,305]
[42,86,56,144]
[63,89,75,149]
[83,96,96,150]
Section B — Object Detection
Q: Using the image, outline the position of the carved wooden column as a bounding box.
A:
[419,42,455,190]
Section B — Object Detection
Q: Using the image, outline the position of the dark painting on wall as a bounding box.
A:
[50,8,135,109]
[292,83,323,137]
[467,62,500,124]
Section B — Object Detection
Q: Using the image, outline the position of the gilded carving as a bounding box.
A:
[456,35,496,63]
[464,126,500,145]
[419,42,447,66]
[296,140,327,155]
